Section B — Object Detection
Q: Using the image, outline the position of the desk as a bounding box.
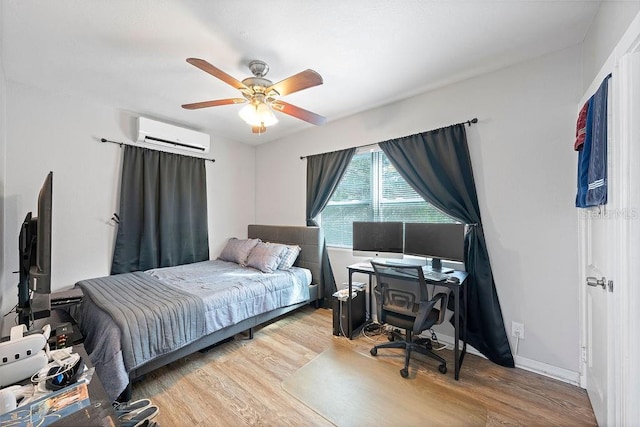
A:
[347,262,468,380]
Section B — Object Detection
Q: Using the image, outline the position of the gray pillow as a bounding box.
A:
[277,244,302,270]
[246,242,286,273]
[218,238,260,266]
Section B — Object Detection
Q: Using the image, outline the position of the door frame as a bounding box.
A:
[578,11,640,426]
[615,38,640,426]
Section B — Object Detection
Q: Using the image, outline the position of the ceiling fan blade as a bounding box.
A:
[271,100,326,126]
[266,69,323,96]
[182,98,246,110]
[186,58,248,91]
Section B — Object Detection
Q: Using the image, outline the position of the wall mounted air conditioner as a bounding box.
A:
[136,117,210,154]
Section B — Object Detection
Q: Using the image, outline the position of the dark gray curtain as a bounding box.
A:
[379,124,514,368]
[111,145,209,274]
[306,148,356,304]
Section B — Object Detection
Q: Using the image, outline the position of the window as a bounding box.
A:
[320,150,456,247]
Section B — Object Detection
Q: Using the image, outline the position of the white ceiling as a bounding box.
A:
[2,1,600,145]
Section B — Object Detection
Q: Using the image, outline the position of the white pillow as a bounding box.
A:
[246,242,286,273]
[277,244,301,270]
[218,238,260,266]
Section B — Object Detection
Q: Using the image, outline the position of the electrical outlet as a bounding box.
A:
[511,321,525,339]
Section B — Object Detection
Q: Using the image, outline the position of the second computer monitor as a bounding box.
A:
[404,222,466,270]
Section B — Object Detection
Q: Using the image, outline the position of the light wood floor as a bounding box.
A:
[132,306,597,426]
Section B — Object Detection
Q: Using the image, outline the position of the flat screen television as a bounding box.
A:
[17,172,53,325]
[404,222,466,271]
[352,221,404,259]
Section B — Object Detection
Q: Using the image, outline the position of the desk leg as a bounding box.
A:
[460,281,468,369]
[454,286,460,380]
[348,271,353,339]
[367,274,373,322]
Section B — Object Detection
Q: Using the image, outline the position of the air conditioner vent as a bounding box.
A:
[136,117,210,154]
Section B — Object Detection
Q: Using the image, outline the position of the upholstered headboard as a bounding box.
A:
[247,224,323,302]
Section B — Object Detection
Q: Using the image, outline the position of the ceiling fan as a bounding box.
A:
[182,58,326,134]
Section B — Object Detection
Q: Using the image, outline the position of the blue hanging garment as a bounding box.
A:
[575,74,611,208]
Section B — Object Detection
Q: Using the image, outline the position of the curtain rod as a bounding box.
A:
[299,117,478,160]
[99,138,216,163]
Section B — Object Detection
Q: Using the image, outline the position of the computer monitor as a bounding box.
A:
[352,221,404,259]
[404,222,466,271]
[17,172,53,325]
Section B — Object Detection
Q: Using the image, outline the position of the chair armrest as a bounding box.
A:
[373,283,385,323]
[432,292,449,325]
[413,292,449,332]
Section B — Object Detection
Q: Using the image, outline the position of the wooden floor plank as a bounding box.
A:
[132,306,596,426]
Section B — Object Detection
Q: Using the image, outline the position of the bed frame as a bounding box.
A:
[126,224,324,381]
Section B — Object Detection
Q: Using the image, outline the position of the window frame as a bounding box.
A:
[320,147,456,248]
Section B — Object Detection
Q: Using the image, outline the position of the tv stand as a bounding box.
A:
[17,293,50,327]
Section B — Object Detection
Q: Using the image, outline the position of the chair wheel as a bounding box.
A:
[438,364,447,374]
[370,348,377,356]
[400,368,409,378]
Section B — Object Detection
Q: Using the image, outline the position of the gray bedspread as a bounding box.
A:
[76,271,206,371]
[75,261,311,401]
[146,260,311,333]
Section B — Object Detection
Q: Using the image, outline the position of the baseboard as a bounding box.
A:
[429,332,581,387]
[511,354,581,386]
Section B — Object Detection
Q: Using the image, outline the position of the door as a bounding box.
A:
[579,80,615,426]
[579,47,640,426]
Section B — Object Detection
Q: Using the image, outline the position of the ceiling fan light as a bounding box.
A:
[239,103,258,125]
[239,102,278,127]
[256,102,278,127]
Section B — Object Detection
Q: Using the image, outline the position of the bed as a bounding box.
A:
[70,225,324,401]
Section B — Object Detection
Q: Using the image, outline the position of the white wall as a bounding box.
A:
[206,130,256,255]
[582,1,640,93]
[255,46,583,375]
[0,81,255,335]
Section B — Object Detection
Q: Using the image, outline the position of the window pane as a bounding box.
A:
[329,153,372,202]
[379,201,454,223]
[381,154,420,201]
[321,204,373,247]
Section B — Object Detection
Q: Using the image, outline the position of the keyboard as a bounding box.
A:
[354,262,372,269]
[421,267,449,282]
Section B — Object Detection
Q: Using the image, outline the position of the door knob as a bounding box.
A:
[586,276,606,289]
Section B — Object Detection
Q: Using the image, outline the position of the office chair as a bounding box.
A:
[369,261,450,378]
